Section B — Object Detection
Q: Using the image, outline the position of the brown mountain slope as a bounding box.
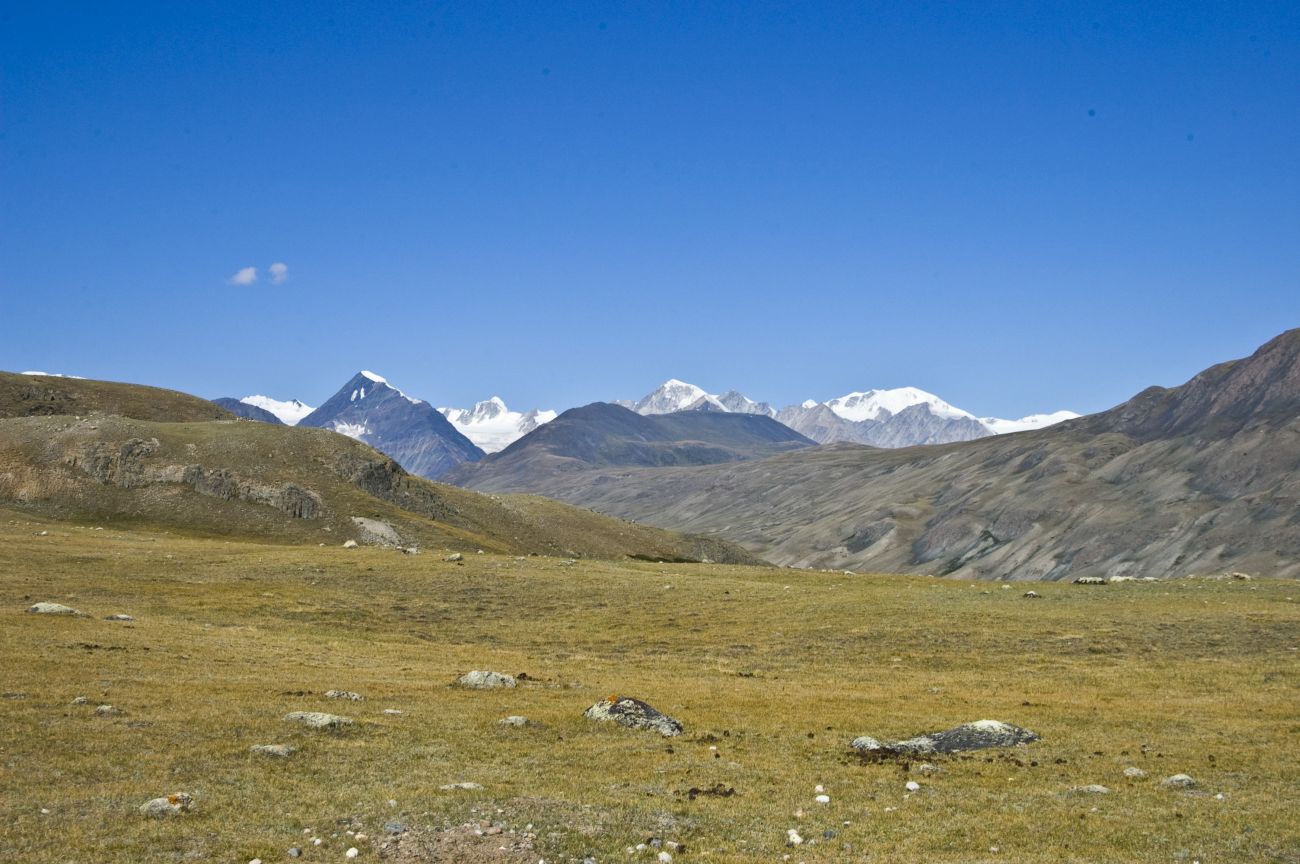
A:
[454,330,1300,580]
[0,371,233,422]
[0,412,759,565]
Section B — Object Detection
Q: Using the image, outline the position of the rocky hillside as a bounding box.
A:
[444,402,816,490]
[0,371,233,422]
[451,330,1300,581]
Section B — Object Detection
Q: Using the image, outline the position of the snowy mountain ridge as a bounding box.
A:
[622,379,1078,447]
[439,397,558,453]
[239,395,315,426]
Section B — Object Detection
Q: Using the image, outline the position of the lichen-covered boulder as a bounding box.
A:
[140,792,193,817]
[852,720,1038,757]
[325,689,364,701]
[284,711,353,730]
[456,671,516,689]
[585,695,682,737]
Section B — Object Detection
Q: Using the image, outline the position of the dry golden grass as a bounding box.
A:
[1,509,1297,863]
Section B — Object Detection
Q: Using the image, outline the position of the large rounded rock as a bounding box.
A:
[585,695,682,737]
[852,720,1039,757]
[140,793,193,817]
[284,711,353,730]
[456,671,516,690]
[27,602,82,616]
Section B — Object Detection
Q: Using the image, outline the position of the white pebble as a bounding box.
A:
[346,849,359,859]
[250,860,262,864]
[312,838,322,846]
[905,781,920,792]
[658,853,672,863]
[815,794,830,804]
[814,784,824,793]
[786,828,804,846]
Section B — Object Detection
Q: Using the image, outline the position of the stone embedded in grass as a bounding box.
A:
[456,670,516,689]
[584,695,683,737]
[445,552,463,562]
[95,704,123,717]
[1071,784,1111,794]
[27,602,83,616]
[342,539,359,549]
[439,782,483,791]
[284,711,354,730]
[1161,773,1196,789]
[104,613,135,621]
[1023,591,1041,598]
[250,743,295,758]
[325,689,365,701]
[851,720,1039,758]
[1073,576,1107,585]
[1123,766,1148,779]
[139,792,193,817]
[498,715,538,727]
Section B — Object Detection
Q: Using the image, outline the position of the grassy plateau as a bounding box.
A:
[1,510,1297,863]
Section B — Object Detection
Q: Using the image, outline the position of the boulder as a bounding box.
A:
[342,540,359,549]
[325,689,364,701]
[27,602,82,616]
[140,792,193,818]
[455,671,516,689]
[284,711,353,730]
[1071,784,1111,794]
[851,720,1038,757]
[445,552,464,562]
[1161,773,1196,789]
[1123,766,1148,779]
[250,744,295,758]
[585,695,683,737]
[1073,576,1107,585]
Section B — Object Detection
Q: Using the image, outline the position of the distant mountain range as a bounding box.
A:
[619,379,1078,447]
[442,402,815,488]
[451,330,1300,581]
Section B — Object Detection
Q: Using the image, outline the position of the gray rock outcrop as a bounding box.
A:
[456,671,516,689]
[584,695,682,737]
[284,711,354,730]
[851,720,1039,757]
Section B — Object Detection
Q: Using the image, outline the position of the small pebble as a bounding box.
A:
[288,849,302,858]
[815,794,830,804]
[905,781,920,792]
[346,849,359,859]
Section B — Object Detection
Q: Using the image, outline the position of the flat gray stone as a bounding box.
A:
[1161,774,1196,789]
[456,670,516,689]
[852,720,1039,757]
[439,782,483,791]
[325,689,364,701]
[585,695,682,737]
[1123,766,1148,779]
[104,614,135,621]
[1071,784,1111,794]
[27,602,82,616]
[284,711,353,730]
[250,744,296,758]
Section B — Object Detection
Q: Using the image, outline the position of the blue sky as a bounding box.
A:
[3,1,1298,417]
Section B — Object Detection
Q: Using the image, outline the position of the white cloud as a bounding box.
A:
[268,262,288,284]
[229,266,257,285]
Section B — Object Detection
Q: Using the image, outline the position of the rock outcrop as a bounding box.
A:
[584,695,683,737]
[852,720,1039,757]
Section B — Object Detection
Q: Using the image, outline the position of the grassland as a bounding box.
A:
[1,509,1297,863]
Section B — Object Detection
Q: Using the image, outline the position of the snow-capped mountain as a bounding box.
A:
[21,371,86,379]
[238,395,315,426]
[439,397,558,454]
[298,371,483,479]
[980,410,1082,435]
[629,379,727,414]
[621,380,1077,447]
[213,397,284,424]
